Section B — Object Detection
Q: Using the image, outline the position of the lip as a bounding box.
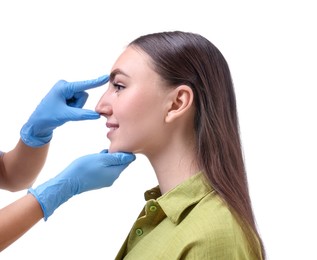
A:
[106,122,119,139]
[106,122,119,128]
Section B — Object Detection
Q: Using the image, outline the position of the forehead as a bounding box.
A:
[110,46,153,77]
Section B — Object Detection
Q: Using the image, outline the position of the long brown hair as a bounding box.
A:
[129,31,265,259]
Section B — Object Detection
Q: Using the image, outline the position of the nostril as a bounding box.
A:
[104,105,113,116]
[95,104,113,117]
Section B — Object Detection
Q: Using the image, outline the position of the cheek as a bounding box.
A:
[119,100,156,136]
[110,88,168,152]
[125,94,164,126]
[119,90,157,119]
[112,102,165,153]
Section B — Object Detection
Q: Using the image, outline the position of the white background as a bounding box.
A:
[0,1,316,259]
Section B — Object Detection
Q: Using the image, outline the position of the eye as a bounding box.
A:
[113,82,126,92]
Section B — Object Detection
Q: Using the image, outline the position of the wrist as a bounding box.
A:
[20,122,52,147]
[28,189,48,220]
[28,178,75,221]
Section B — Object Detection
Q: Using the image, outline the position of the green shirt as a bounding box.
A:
[115,173,260,260]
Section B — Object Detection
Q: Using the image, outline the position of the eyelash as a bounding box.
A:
[113,83,125,92]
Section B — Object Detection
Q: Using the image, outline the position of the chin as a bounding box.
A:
[108,144,134,154]
[108,147,118,153]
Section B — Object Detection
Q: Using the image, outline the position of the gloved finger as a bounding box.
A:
[100,152,136,166]
[67,75,110,93]
[66,91,88,108]
[66,107,100,120]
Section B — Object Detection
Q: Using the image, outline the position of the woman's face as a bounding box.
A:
[95,46,173,155]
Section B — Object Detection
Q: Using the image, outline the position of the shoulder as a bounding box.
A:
[180,191,255,259]
[186,190,236,224]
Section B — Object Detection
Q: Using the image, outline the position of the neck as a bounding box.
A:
[146,134,199,194]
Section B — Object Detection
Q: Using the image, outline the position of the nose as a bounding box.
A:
[95,91,113,117]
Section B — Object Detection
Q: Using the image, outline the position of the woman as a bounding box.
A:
[96,31,265,259]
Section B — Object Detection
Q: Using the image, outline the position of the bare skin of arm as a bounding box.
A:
[0,194,43,251]
[0,139,47,251]
[0,139,49,191]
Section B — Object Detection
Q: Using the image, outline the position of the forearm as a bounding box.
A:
[0,139,49,191]
[0,193,43,252]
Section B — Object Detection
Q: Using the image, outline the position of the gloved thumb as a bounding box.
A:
[99,149,136,166]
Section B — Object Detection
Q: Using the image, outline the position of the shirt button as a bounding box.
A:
[149,205,157,212]
[135,228,143,236]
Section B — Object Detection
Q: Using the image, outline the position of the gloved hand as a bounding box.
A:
[20,75,109,147]
[28,150,135,220]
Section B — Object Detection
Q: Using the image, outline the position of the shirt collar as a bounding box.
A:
[143,172,213,224]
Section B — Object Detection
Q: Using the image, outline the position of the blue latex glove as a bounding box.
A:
[28,150,135,220]
[20,75,109,147]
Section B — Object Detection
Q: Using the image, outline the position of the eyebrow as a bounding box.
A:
[109,68,130,82]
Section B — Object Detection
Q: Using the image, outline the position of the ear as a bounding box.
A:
[165,85,194,123]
